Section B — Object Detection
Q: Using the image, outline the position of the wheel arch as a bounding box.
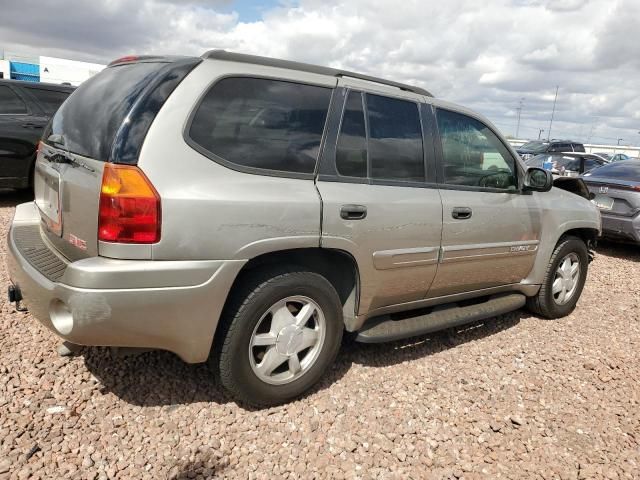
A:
[218,247,361,338]
[524,221,599,287]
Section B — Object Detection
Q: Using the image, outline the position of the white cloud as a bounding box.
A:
[1,0,639,144]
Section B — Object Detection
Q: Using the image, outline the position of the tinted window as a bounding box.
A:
[572,143,585,152]
[336,91,367,177]
[549,143,570,152]
[24,87,70,115]
[0,86,27,114]
[366,94,424,182]
[189,77,331,174]
[48,62,165,160]
[583,158,602,172]
[554,156,581,172]
[586,161,640,181]
[437,109,517,190]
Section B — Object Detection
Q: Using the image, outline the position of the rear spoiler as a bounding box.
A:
[108,55,197,67]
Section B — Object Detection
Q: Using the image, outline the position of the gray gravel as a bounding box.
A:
[1,191,639,480]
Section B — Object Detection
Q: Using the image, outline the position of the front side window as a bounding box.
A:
[436,109,517,190]
[0,86,27,114]
[189,77,332,174]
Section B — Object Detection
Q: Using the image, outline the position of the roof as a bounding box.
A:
[202,50,433,97]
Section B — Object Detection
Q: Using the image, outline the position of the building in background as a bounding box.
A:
[40,56,105,86]
[0,51,105,85]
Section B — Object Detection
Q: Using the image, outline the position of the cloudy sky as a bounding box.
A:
[1,0,639,145]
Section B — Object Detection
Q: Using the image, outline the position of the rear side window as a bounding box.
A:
[48,62,164,160]
[366,93,424,182]
[24,87,70,115]
[334,90,425,183]
[336,91,367,177]
[573,143,585,152]
[0,86,27,114]
[189,77,332,175]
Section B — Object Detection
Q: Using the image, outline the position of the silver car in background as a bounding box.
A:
[7,51,601,406]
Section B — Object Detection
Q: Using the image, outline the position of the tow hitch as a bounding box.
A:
[8,285,27,312]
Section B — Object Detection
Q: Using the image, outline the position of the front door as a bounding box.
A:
[427,107,541,298]
[317,85,443,315]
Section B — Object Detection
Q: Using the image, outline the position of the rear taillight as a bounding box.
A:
[98,164,161,244]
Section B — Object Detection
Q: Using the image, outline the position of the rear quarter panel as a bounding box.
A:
[138,60,336,261]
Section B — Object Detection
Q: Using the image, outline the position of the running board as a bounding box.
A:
[355,293,526,343]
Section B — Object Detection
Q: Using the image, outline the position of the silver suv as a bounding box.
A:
[7,51,601,406]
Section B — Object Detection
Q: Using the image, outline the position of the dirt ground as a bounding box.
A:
[0,190,638,480]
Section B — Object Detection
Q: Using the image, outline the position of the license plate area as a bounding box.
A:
[591,194,614,211]
[34,162,63,236]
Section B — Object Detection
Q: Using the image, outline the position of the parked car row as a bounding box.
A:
[516,139,585,160]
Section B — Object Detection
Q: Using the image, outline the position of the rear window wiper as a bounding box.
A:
[44,135,95,173]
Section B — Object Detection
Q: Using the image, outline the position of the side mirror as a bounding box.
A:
[523,167,553,192]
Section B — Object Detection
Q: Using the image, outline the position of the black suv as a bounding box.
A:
[0,79,75,189]
[516,140,585,160]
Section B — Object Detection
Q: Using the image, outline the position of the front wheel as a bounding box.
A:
[215,269,343,407]
[527,236,589,319]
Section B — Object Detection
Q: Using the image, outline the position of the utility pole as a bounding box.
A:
[547,86,559,141]
[515,98,524,139]
[538,128,544,140]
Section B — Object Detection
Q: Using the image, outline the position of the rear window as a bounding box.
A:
[586,161,640,181]
[47,63,164,160]
[24,87,71,115]
[188,77,332,175]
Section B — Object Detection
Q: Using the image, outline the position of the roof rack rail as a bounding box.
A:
[202,50,433,98]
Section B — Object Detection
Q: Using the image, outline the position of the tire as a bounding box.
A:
[526,235,589,319]
[214,267,343,407]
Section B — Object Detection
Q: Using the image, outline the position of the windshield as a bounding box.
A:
[520,141,548,153]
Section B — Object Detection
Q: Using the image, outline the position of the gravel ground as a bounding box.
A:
[0,191,639,480]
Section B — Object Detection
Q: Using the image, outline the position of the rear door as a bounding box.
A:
[317,83,443,314]
[428,107,541,298]
[34,59,197,261]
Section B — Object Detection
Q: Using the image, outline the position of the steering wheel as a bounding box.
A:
[478,171,514,189]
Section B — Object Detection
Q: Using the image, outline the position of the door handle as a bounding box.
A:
[452,207,472,220]
[340,204,367,220]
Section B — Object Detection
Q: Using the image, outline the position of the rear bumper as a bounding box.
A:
[7,202,246,363]
[600,212,640,243]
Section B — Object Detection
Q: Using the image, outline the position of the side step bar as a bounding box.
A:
[355,293,526,343]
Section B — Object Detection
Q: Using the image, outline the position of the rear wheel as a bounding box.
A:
[527,236,589,319]
[215,268,343,407]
